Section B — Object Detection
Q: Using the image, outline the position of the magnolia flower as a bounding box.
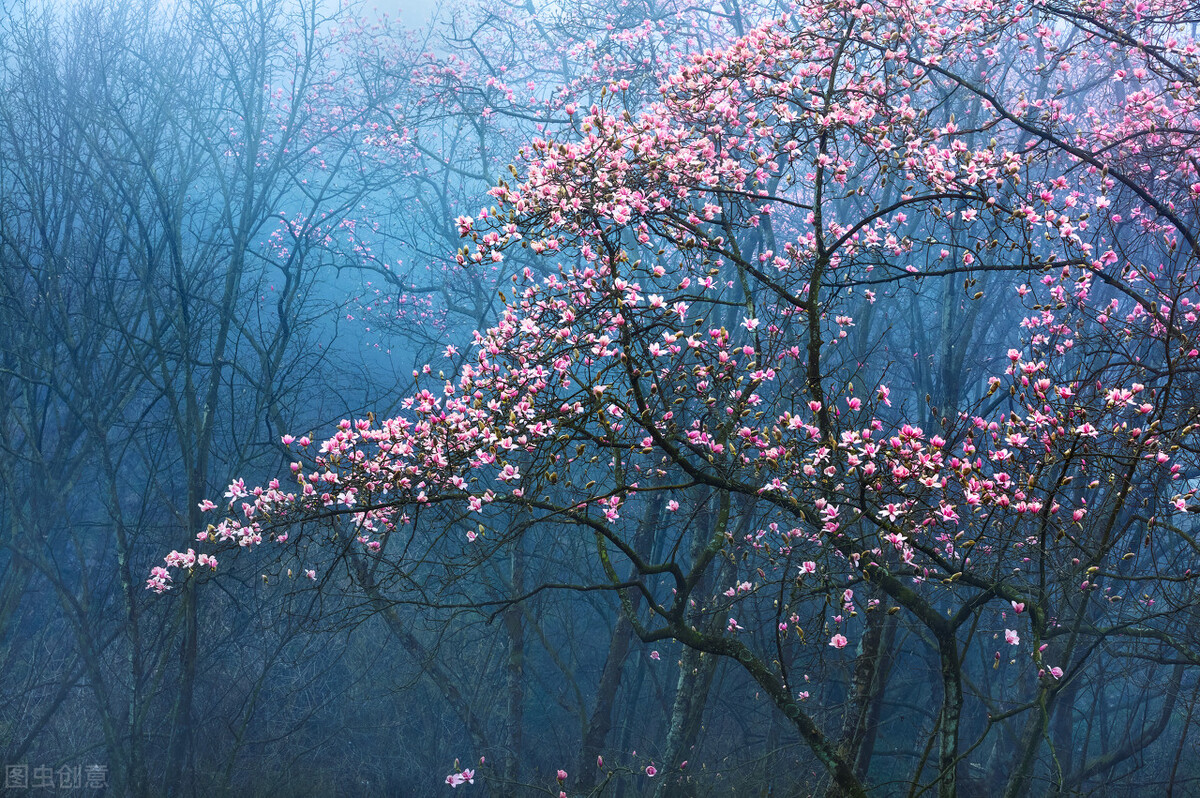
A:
[446,768,475,788]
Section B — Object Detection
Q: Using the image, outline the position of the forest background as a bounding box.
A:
[3,0,1200,795]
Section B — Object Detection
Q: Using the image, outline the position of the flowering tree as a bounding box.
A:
[154,0,1200,793]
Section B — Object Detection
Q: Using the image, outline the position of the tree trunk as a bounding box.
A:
[166,579,197,798]
[576,494,662,791]
[653,643,721,798]
[937,635,963,798]
[502,544,525,786]
[826,606,896,797]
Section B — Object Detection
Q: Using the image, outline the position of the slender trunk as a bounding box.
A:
[654,497,726,798]
[937,636,963,798]
[1002,694,1051,798]
[107,460,148,798]
[826,608,896,797]
[613,660,650,798]
[577,494,663,790]
[166,579,198,798]
[653,643,720,798]
[350,554,491,754]
[854,613,897,780]
[502,545,525,786]
[1167,679,1200,798]
[576,613,636,788]
[671,627,870,798]
[1048,673,1079,790]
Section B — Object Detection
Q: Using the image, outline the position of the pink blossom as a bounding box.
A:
[445,768,475,788]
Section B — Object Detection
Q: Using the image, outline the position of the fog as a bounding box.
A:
[2,0,1200,795]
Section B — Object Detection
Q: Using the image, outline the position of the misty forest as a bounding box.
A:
[5,0,1200,795]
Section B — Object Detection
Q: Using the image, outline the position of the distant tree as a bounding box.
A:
[0,0,422,792]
